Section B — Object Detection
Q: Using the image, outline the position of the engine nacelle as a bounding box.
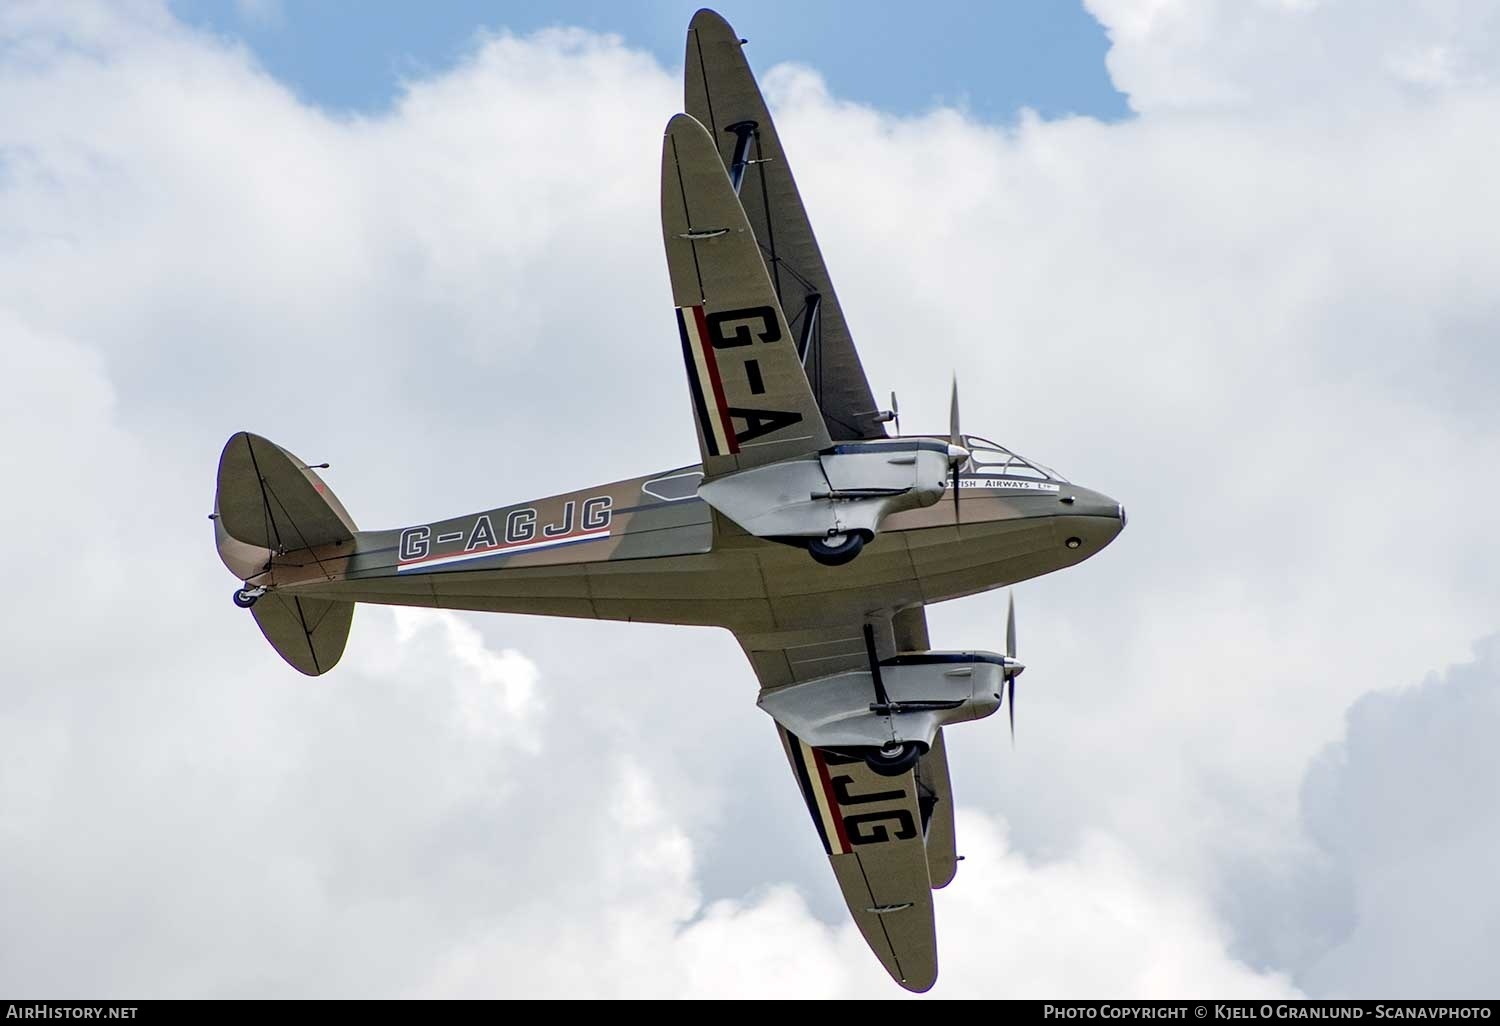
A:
[697,439,951,545]
[757,652,1008,754]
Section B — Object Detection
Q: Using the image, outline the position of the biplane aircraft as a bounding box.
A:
[212,9,1124,992]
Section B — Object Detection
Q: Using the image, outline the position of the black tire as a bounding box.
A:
[233,588,259,609]
[864,741,924,777]
[807,532,866,566]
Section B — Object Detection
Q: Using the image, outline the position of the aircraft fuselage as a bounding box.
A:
[257,441,1124,640]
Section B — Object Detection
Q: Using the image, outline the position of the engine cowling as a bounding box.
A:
[697,438,950,548]
[757,651,1007,754]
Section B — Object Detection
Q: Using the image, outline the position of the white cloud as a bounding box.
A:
[384,610,542,745]
[1085,0,1500,110]
[423,800,1298,999]
[1270,637,1500,997]
[0,0,1496,997]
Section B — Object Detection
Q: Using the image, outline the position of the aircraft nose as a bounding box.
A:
[1055,485,1126,554]
[1061,486,1123,522]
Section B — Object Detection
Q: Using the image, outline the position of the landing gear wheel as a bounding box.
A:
[807,532,866,566]
[233,588,260,609]
[864,741,924,777]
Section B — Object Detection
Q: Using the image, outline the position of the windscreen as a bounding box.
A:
[962,436,1069,483]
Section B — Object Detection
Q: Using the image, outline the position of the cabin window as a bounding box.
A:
[962,436,1068,483]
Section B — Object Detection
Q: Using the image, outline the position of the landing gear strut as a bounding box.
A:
[858,622,926,775]
[807,531,866,566]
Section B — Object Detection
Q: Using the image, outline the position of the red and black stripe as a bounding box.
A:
[676,307,718,457]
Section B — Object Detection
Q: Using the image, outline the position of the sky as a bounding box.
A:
[2,0,1499,1000]
[168,0,1132,122]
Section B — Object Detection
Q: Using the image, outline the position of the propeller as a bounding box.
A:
[947,375,969,520]
[873,391,902,435]
[1003,591,1026,743]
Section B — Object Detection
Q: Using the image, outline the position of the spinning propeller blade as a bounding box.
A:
[949,375,964,519]
[871,392,902,434]
[949,374,961,449]
[1004,592,1021,745]
[1006,591,1016,660]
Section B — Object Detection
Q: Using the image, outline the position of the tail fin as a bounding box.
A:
[214,432,357,676]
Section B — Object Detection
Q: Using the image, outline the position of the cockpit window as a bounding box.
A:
[962,436,1068,483]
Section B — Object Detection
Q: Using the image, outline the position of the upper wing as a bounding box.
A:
[740,605,955,992]
[686,9,886,442]
[661,113,832,478]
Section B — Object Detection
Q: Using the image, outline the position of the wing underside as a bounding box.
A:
[686,9,887,443]
[689,9,957,991]
[778,727,939,992]
[746,606,956,992]
[661,113,832,478]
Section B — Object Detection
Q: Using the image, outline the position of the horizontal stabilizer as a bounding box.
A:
[251,592,353,677]
[216,432,356,552]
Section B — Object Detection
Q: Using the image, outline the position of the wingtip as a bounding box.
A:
[689,8,733,34]
[663,111,712,142]
[898,971,939,994]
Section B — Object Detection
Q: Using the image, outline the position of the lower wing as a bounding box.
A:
[777,726,939,992]
[739,606,957,992]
